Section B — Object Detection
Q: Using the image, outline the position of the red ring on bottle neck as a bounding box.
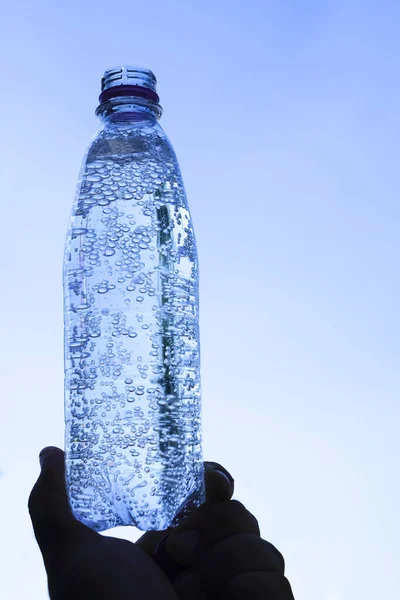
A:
[99,85,160,105]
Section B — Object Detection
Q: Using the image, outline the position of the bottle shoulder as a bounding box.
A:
[82,120,184,191]
[70,119,189,221]
[88,120,175,162]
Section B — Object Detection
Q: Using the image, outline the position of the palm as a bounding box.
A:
[52,534,179,600]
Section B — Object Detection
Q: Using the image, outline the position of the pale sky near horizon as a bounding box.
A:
[1,1,399,598]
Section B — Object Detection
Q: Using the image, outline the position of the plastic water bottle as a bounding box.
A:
[63,66,204,532]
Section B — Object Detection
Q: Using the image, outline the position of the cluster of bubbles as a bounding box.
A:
[76,128,180,218]
[64,123,203,531]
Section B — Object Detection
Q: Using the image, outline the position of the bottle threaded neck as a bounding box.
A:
[96,66,162,120]
[101,66,157,92]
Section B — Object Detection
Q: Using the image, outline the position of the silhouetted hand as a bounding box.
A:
[29,447,294,599]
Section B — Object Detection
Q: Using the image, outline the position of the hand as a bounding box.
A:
[29,447,294,599]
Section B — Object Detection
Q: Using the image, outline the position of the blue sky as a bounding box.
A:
[1,1,400,598]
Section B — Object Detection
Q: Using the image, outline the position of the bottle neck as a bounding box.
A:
[96,88,162,124]
[97,69,162,124]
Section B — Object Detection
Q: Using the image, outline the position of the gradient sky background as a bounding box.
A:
[1,1,399,598]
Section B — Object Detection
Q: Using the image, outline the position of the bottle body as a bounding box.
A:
[64,113,204,531]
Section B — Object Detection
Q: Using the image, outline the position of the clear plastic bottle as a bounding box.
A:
[63,66,204,532]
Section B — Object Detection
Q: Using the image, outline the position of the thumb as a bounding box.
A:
[28,447,98,558]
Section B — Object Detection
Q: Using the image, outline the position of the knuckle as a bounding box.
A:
[228,500,260,533]
[28,477,42,517]
[264,542,285,573]
[227,571,294,598]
